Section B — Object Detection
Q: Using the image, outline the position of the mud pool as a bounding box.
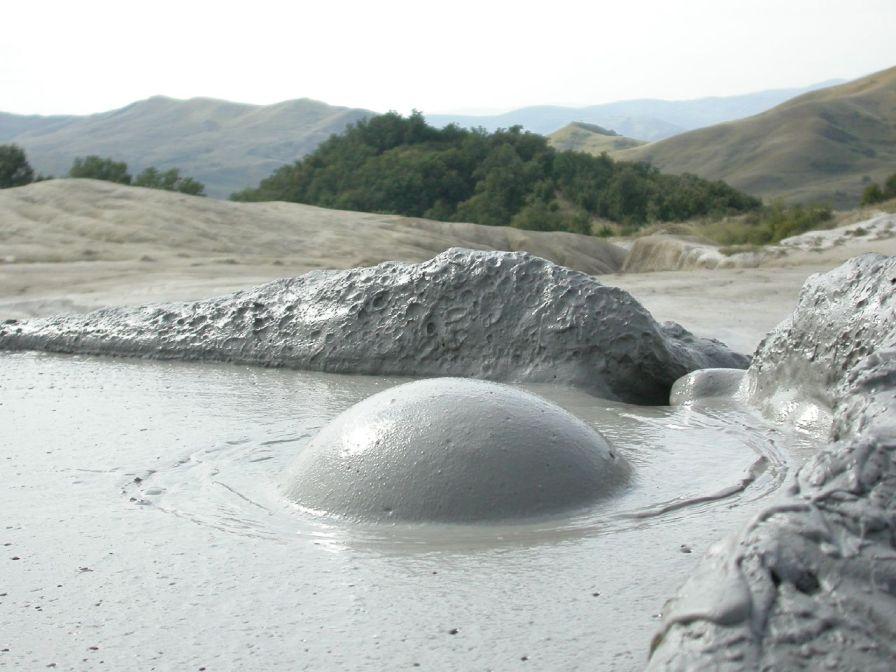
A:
[0,352,819,671]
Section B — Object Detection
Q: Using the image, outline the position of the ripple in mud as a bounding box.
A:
[1,351,821,671]
[109,366,809,551]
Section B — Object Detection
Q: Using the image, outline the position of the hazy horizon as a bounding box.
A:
[0,75,856,119]
[3,0,894,117]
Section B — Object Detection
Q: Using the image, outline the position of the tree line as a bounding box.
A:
[232,111,761,233]
[0,144,205,196]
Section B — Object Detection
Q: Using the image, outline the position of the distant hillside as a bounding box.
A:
[0,97,374,198]
[616,66,896,208]
[235,111,759,232]
[430,107,684,143]
[426,80,843,141]
[548,122,645,154]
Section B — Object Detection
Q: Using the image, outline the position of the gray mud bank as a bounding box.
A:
[1,249,894,670]
[653,253,896,670]
[0,248,746,404]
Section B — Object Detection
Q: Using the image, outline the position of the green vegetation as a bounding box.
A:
[676,202,834,248]
[0,144,35,188]
[748,202,834,243]
[861,171,896,205]
[0,144,52,188]
[69,156,205,195]
[133,167,205,196]
[69,156,132,184]
[232,111,760,233]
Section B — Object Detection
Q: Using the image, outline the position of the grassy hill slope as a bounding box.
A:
[616,67,896,207]
[1,97,373,198]
[548,122,645,154]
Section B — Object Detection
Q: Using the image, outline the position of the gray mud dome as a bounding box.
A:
[650,253,896,670]
[282,377,629,522]
[0,248,746,403]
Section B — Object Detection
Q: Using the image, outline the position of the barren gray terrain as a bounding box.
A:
[3,180,894,355]
[1,180,895,670]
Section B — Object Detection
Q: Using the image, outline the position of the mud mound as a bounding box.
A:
[0,248,746,404]
[650,253,896,670]
[281,377,629,522]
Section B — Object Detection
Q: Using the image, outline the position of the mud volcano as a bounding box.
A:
[282,377,629,522]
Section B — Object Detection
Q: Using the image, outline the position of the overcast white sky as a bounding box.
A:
[2,0,894,116]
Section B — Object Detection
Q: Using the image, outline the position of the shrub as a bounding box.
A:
[134,167,205,196]
[862,183,885,205]
[694,202,833,247]
[885,173,896,198]
[762,202,832,242]
[861,172,896,205]
[69,156,131,184]
[68,157,205,195]
[0,144,35,188]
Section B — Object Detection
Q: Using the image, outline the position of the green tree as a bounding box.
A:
[0,144,35,188]
[861,183,884,206]
[134,167,205,196]
[454,143,538,225]
[69,156,131,184]
[602,168,650,224]
[231,111,760,233]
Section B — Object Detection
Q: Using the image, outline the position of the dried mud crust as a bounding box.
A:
[0,248,746,404]
[649,253,896,671]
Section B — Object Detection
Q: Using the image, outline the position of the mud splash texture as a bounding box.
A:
[0,248,746,404]
[650,253,896,670]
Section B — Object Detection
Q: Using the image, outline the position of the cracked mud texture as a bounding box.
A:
[649,253,896,671]
[0,248,747,404]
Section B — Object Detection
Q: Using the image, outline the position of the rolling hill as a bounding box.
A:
[0,76,860,202]
[426,79,843,141]
[547,122,645,154]
[615,66,896,207]
[0,97,374,198]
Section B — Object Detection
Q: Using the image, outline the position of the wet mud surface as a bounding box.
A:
[648,254,896,670]
[0,353,816,671]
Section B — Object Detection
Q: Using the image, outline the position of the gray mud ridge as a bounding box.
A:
[0,248,745,404]
[653,253,896,670]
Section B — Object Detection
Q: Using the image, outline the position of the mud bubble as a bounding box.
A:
[281,377,630,523]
